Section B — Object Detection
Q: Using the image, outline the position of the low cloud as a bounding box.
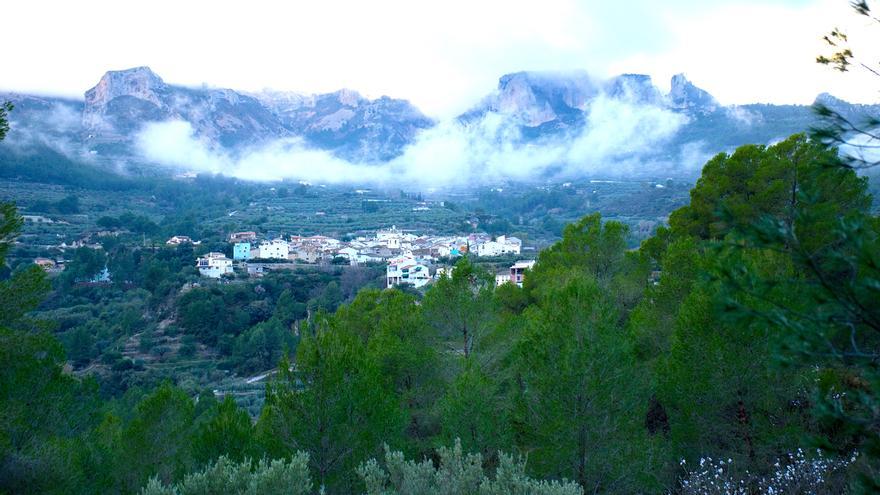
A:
[5,102,91,161]
[135,94,701,186]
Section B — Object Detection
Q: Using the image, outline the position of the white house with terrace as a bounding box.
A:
[386,256,431,289]
[197,252,233,278]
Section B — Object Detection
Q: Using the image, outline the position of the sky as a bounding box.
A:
[3,0,879,118]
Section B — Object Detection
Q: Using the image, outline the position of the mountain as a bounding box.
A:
[253,89,433,162]
[605,73,663,105]
[461,71,598,134]
[83,67,286,150]
[668,73,718,113]
[459,71,880,163]
[2,66,878,178]
[3,66,432,162]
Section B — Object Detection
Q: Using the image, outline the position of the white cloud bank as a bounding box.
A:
[135,95,701,186]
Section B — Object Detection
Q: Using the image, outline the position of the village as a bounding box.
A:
[190,226,536,288]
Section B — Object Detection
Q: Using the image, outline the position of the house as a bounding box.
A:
[302,235,340,249]
[502,236,522,255]
[475,235,522,257]
[229,231,257,243]
[495,272,512,286]
[377,225,403,243]
[197,252,233,278]
[335,246,360,265]
[233,242,253,261]
[33,258,57,270]
[435,244,463,258]
[476,240,504,257]
[509,260,536,287]
[166,235,193,246]
[386,256,431,289]
[290,246,321,264]
[257,239,289,260]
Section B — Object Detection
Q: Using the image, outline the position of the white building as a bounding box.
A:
[258,239,289,260]
[197,252,233,278]
[495,272,512,286]
[475,235,522,257]
[386,256,431,289]
[336,246,360,265]
[476,240,504,257]
[502,236,522,255]
[166,235,193,246]
[377,225,403,243]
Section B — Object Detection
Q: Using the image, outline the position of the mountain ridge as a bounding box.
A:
[2,66,877,172]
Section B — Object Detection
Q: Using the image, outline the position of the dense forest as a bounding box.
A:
[4,12,880,487]
[2,123,880,494]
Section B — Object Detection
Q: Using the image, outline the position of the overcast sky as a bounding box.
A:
[4,0,878,117]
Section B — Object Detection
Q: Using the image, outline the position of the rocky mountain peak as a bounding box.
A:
[668,73,717,112]
[491,71,596,127]
[332,88,365,107]
[84,66,167,109]
[605,74,662,104]
[813,92,847,108]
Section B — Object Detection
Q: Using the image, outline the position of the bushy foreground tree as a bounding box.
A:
[256,302,408,493]
[141,454,312,495]
[357,439,583,495]
[513,272,655,491]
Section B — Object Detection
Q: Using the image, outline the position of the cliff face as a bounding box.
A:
[254,89,434,162]
[82,66,287,148]
[461,71,598,131]
[668,73,718,113]
[76,67,432,160]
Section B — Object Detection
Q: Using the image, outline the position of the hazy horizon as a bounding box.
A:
[4,0,879,118]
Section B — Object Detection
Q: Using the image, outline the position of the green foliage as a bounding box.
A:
[710,175,880,485]
[257,317,404,493]
[0,326,100,493]
[0,101,12,141]
[31,194,81,214]
[58,246,108,285]
[232,318,297,373]
[0,201,23,262]
[0,263,50,330]
[438,363,510,457]
[191,396,256,464]
[141,453,312,495]
[0,196,101,494]
[658,276,809,471]
[117,383,198,491]
[333,289,442,448]
[357,439,583,495]
[512,273,656,491]
[528,213,649,315]
[668,134,868,244]
[532,213,628,282]
[422,257,496,358]
[2,93,877,495]
[627,236,700,363]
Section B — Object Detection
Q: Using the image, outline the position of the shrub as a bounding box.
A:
[357,439,583,495]
[141,454,312,495]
